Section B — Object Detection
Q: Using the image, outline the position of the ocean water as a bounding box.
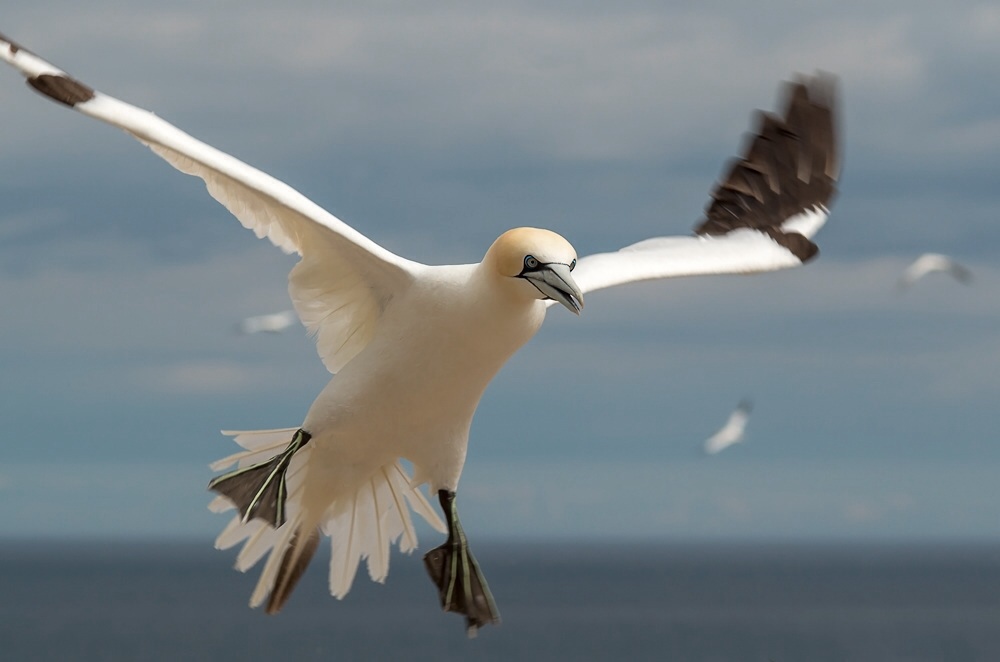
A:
[2,541,1000,661]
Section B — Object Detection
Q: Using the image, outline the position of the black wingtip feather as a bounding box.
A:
[27,73,95,107]
[695,72,840,254]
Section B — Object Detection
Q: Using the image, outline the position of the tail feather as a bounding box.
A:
[367,478,390,581]
[209,431,444,611]
[381,465,419,552]
[208,495,235,514]
[329,494,361,598]
[222,427,301,451]
[397,463,447,535]
[250,518,300,608]
[211,428,301,472]
[266,527,321,614]
[215,514,256,549]
[236,522,281,572]
[323,463,444,598]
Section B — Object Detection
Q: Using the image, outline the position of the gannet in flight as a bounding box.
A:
[237,310,299,335]
[1,33,840,636]
[703,400,753,455]
[897,253,972,290]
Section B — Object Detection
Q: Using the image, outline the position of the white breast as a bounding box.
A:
[301,263,545,491]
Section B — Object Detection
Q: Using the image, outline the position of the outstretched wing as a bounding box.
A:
[897,253,972,290]
[1,33,421,374]
[570,73,840,298]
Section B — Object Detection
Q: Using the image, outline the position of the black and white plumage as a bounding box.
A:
[1,31,840,636]
[896,253,972,290]
[703,400,754,455]
[573,72,838,295]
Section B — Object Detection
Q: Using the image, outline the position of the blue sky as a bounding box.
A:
[1,0,999,542]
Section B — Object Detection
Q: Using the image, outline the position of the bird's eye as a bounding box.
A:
[569,259,577,271]
[524,255,539,269]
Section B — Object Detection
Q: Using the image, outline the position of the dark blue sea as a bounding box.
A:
[3,540,1000,661]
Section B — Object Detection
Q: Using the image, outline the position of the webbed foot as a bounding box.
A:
[207,429,311,527]
[423,490,501,637]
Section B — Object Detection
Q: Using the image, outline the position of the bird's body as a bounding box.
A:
[2,31,840,635]
[897,253,972,290]
[703,400,753,455]
[302,258,546,493]
[211,229,574,621]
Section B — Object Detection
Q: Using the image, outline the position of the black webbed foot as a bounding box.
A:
[207,429,311,527]
[423,490,501,637]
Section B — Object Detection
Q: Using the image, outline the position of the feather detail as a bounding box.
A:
[236,522,280,572]
[249,518,300,608]
[208,495,235,514]
[398,464,446,534]
[367,477,390,582]
[210,451,444,608]
[266,528,322,614]
[382,465,419,553]
[329,495,360,599]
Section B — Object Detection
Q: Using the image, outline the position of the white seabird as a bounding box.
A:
[897,253,972,290]
[703,400,753,455]
[1,34,840,636]
[237,310,299,335]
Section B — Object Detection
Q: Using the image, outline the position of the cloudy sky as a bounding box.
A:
[1,0,999,543]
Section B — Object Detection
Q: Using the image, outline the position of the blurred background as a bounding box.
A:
[1,0,998,545]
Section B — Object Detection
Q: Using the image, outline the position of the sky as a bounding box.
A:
[1,0,999,543]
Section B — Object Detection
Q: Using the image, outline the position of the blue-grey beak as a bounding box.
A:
[521,262,584,314]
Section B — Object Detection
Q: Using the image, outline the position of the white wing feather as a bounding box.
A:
[573,210,826,296]
[0,38,418,374]
[559,73,838,302]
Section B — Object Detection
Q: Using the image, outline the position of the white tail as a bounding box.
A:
[209,428,446,611]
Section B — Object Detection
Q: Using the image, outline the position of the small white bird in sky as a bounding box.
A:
[237,310,299,335]
[1,34,839,636]
[897,253,972,290]
[703,400,754,455]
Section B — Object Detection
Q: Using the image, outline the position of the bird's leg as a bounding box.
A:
[207,429,312,528]
[423,490,501,637]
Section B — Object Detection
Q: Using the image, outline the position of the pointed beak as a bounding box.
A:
[522,263,584,314]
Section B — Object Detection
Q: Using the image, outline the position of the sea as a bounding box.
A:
[2,540,1000,661]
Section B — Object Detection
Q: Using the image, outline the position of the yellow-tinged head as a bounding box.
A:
[484,227,583,314]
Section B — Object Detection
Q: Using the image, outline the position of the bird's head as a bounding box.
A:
[484,227,583,314]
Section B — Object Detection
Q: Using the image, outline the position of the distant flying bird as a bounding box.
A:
[1,34,839,636]
[897,253,972,290]
[237,310,298,335]
[703,400,753,455]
